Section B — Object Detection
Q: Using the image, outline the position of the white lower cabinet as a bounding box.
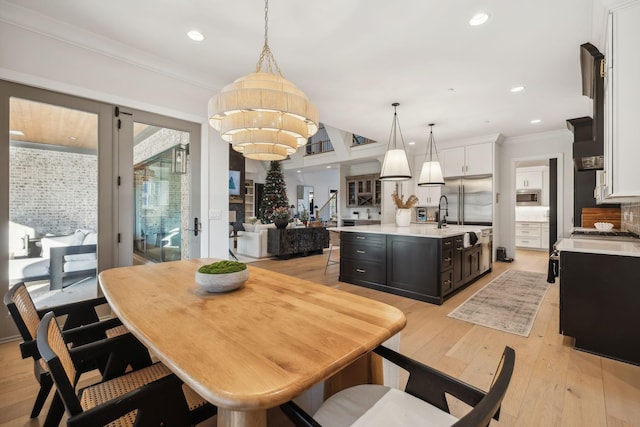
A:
[515,221,545,249]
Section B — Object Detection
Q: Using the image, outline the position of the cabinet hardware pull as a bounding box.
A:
[443,257,451,262]
[457,247,463,251]
[443,280,451,285]
[444,241,452,246]
[356,268,366,273]
[356,236,365,240]
[356,250,366,254]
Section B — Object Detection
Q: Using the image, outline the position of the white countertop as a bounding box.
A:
[516,219,549,223]
[555,237,640,257]
[330,224,491,239]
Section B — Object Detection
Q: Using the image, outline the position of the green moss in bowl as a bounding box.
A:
[198,260,247,274]
[196,261,249,293]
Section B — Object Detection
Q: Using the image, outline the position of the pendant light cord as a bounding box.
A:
[387,103,407,150]
[255,0,282,75]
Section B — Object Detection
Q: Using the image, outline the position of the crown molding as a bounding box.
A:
[0,0,215,91]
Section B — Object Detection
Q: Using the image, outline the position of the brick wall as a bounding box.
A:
[9,146,97,236]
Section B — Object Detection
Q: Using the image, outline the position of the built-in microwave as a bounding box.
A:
[516,189,541,206]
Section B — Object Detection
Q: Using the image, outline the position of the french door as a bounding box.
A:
[1,81,201,341]
[114,107,201,267]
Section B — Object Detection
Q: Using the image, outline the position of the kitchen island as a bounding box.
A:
[556,237,640,365]
[332,224,492,305]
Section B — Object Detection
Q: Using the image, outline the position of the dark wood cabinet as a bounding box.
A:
[559,251,640,365]
[452,235,465,288]
[386,235,440,304]
[339,232,386,287]
[267,227,329,259]
[346,174,382,207]
[340,232,491,305]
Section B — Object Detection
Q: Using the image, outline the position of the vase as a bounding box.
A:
[396,208,411,227]
[274,218,289,229]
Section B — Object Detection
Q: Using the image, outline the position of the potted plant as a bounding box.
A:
[299,207,310,227]
[195,260,249,293]
[271,206,291,229]
[391,192,419,226]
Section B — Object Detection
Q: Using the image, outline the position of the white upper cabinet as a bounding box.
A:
[440,143,493,178]
[603,0,640,199]
[516,168,544,190]
[414,185,441,207]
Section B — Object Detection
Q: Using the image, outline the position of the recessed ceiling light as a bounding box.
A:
[469,12,489,26]
[530,119,541,124]
[296,170,301,173]
[187,30,205,41]
[10,130,24,136]
[408,141,415,146]
[511,86,525,93]
[326,165,331,169]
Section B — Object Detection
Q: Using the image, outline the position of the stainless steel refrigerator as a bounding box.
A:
[442,175,493,225]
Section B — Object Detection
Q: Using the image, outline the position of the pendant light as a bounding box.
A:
[380,103,412,180]
[208,0,319,161]
[418,124,444,186]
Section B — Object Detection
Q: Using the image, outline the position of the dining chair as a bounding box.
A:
[36,311,217,426]
[324,230,340,274]
[4,282,152,425]
[281,345,515,427]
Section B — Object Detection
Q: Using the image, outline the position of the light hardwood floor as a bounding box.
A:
[1,249,639,426]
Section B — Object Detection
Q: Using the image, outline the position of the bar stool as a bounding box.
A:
[324,230,340,274]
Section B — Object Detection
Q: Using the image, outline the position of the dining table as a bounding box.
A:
[99,258,407,427]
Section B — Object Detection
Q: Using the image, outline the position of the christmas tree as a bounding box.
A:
[258,161,290,223]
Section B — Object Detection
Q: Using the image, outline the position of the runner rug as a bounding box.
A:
[447,269,550,337]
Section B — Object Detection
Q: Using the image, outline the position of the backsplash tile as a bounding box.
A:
[621,202,640,234]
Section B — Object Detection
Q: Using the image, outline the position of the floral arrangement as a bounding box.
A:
[299,207,310,222]
[391,192,419,209]
[270,206,291,221]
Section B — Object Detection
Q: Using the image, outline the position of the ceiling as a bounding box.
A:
[2,0,601,152]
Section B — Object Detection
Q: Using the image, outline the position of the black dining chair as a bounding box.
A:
[281,345,515,427]
[37,311,217,426]
[4,282,152,425]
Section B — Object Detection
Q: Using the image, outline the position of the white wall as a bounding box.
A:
[0,20,231,260]
[283,169,340,220]
[497,129,574,259]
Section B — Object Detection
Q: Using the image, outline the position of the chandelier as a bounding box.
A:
[208,0,319,161]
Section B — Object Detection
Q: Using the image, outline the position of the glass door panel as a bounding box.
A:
[132,124,190,264]
[7,97,99,307]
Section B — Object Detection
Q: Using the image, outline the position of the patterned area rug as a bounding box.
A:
[447,269,550,337]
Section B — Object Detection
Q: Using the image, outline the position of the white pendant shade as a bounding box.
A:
[418,161,444,186]
[380,148,412,180]
[380,102,412,181]
[418,123,444,186]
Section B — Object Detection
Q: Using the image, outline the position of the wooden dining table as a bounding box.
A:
[99,259,407,427]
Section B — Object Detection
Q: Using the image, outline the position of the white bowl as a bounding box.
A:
[594,222,614,230]
[195,269,249,293]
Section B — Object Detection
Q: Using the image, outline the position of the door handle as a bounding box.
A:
[193,217,201,237]
[356,250,366,254]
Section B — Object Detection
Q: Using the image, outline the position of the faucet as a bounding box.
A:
[437,195,449,229]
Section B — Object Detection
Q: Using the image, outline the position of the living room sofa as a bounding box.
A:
[237,223,276,259]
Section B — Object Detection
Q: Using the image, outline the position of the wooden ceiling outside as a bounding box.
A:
[9,98,149,150]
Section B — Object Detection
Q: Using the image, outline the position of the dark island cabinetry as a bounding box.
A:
[560,251,640,365]
[339,232,386,287]
[340,232,490,305]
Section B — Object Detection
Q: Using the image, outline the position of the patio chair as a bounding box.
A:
[37,311,217,426]
[281,345,515,427]
[4,282,152,425]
